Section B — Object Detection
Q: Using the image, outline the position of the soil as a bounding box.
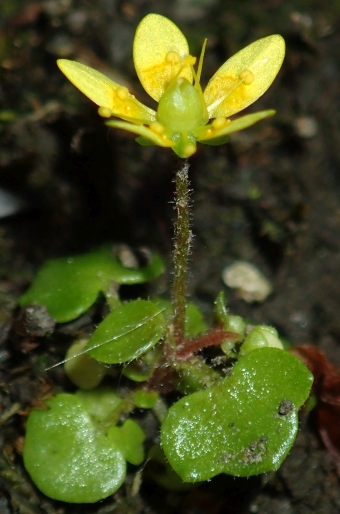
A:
[1,0,340,513]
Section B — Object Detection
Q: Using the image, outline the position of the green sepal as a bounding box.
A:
[196,110,275,143]
[200,135,229,146]
[135,135,157,146]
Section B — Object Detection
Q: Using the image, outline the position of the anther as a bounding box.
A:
[116,86,129,100]
[149,121,165,135]
[212,117,227,130]
[239,69,255,85]
[183,144,196,157]
[98,107,112,118]
[165,51,180,64]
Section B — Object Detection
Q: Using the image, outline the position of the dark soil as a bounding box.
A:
[1,0,340,512]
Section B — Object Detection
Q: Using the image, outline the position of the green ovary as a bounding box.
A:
[157,78,208,133]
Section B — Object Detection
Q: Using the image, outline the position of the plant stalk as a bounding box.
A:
[172,160,192,346]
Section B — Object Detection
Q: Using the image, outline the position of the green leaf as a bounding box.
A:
[75,386,123,422]
[24,394,126,503]
[239,325,283,356]
[146,445,195,491]
[133,389,159,409]
[19,247,165,323]
[64,340,107,390]
[108,419,145,465]
[161,348,313,481]
[86,300,165,364]
[122,347,160,382]
[174,357,222,395]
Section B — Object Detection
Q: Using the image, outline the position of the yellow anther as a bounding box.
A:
[149,121,165,135]
[116,86,129,100]
[165,51,181,64]
[239,69,255,85]
[212,117,227,130]
[183,143,196,157]
[98,106,112,118]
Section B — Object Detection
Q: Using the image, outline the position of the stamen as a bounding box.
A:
[239,69,255,85]
[116,86,129,101]
[207,73,253,116]
[98,107,112,118]
[195,38,207,88]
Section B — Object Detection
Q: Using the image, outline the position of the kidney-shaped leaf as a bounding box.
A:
[85,300,165,364]
[20,247,164,323]
[108,419,145,465]
[24,394,126,503]
[161,348,313,481]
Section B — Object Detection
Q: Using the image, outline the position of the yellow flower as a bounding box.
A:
[57,14,285,158]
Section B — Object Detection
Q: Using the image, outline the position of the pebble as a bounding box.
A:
[222,261,272,302]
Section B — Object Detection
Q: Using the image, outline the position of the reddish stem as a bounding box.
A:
[177,327,239,359]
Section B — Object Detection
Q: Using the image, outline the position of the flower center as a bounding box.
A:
[156,77,208,132]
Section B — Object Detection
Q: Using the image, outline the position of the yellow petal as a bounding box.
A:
[57,59,156,123]
[133,14,194,102]
[204,35,285,118]
[197,110,275,142]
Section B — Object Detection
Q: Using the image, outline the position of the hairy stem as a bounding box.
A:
[172,160,192,346]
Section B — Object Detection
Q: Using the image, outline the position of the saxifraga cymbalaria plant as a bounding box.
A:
[21,13,313,504]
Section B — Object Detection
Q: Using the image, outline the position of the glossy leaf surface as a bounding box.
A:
[108,419,145,465]
[20,247,164,323]
[161,348,313,481]
[24,394,126,503]
[86,300,165,364]
[75,386,123,422]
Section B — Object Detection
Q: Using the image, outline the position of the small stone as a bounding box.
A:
[278,399,294,416]
[15,305,55,337]
[222,261,272,302]
[294,117,318,138]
